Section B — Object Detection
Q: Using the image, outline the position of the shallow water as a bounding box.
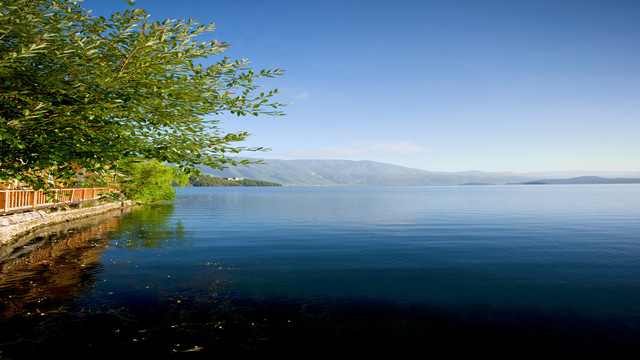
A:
[1,185,639,357]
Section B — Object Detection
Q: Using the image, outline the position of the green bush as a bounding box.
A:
[117,159,188,203]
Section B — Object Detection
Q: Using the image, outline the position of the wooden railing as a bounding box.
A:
[0,188,116,214]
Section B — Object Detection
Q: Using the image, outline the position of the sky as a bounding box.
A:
[83,0,640,173]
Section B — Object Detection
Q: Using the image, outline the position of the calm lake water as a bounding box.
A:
[1,185,640,357]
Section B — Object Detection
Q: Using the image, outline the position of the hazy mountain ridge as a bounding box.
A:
[195,159,498,185]
[197,159,640,186]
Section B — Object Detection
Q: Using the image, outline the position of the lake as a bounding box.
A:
[1,185,640,357]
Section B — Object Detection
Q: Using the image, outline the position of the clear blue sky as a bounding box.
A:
[84,0,640,173]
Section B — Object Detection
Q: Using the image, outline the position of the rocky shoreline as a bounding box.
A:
[0,201,133,246]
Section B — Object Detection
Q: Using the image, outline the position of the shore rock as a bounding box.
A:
[0,201,131,246]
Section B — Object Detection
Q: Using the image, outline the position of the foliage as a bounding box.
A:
[117,158,187,203]
[0,0,284,191]
[188,175,239,187]
[186,175,281,187]
[235,178,282,186]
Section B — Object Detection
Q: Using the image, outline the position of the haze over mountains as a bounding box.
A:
[197,159,640,186]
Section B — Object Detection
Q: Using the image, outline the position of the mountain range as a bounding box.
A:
[196,159,640,186]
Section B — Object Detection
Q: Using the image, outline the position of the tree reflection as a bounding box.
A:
[0,211,127,321]
[107,204,192,249]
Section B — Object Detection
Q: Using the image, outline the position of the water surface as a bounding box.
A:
[1,185,639,357]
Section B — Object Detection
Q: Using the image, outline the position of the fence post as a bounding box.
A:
[2,191,7,213]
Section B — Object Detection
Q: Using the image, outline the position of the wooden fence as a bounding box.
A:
[0,188,115,215]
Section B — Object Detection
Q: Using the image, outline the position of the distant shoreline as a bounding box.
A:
[507,176,640,185]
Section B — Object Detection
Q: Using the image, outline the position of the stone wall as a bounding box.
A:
[0,201,132,246]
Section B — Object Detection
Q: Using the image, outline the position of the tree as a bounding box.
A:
[117,158,187,203]
[0,0,284,191]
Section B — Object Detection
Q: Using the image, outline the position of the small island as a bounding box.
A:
[185,175,282,187]
[508,176,640,185]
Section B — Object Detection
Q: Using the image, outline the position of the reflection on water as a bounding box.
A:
[107,204,191,249]
[0,205,210,357]
[0,210,128,321]
[0,204,190,322]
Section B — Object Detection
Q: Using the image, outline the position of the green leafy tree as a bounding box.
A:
[0,0,284,191]
[117,158,187,203]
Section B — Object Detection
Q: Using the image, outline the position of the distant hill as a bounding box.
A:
[511,176,640,185]
[196,159,537,186]
[193,159,640,186]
